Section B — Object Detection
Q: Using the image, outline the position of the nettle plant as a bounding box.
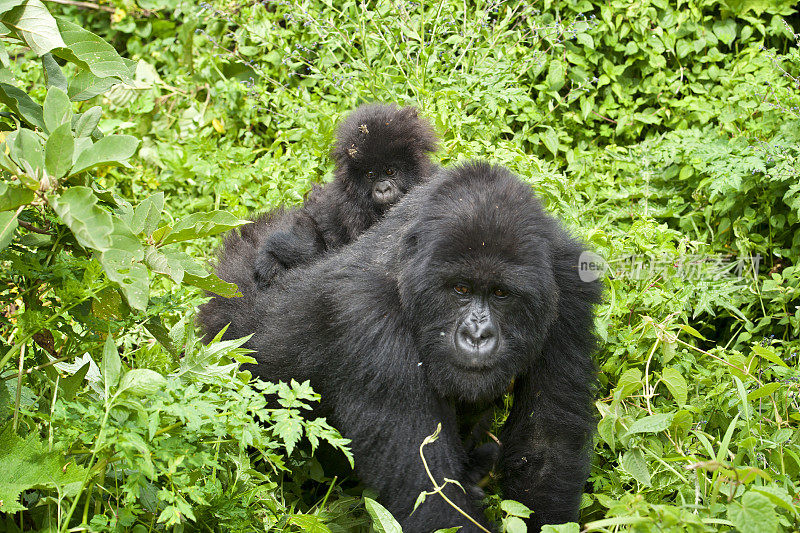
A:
[0,2,356,531]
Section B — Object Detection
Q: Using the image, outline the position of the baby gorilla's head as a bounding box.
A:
[331,103,439,214]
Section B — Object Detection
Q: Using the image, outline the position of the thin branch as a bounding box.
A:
[44,0,115,13]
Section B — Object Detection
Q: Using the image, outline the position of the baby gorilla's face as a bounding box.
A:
[366,161,407,205]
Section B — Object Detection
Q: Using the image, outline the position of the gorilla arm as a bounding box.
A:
[499,237,601,530]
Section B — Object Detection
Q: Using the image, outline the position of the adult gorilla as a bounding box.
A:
[199,161,601,531]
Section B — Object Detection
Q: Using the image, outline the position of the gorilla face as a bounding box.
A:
[364,161,410,206]
[400,176,561,403]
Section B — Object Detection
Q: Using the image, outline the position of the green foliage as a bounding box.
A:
[1,0,800,531]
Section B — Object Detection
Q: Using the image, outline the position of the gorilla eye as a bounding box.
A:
[453,283,470,295]
[385,167,395,176]
[367,171,375,179]
[493,288,509,299]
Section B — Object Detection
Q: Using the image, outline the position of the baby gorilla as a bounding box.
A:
[200,162,601,532]
[252,103,439,289]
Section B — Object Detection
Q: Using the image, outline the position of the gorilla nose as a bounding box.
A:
[456,320,498,361]
[373,180,399,204]
[375,180,392,193]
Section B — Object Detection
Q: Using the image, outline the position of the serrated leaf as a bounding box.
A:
[157,211,250,245]
[99,243,149,311]
[69,135,139,176]
[273,412,303,456]
[0,425,87,513]
[42,52,67,92]
[131,192,163,236]
[119,369,166,396]
[624,413,673,436]
[73,106,102,138]
[661,367,687,406]
[102,334,121,393]
[53,18,132,82]
[0,82,45,130]
[727,491,778,533]
[44,122,74,178]
[1,0,65,56]
[621,448,651,486]
[0,183,34,211]
[43,86,72,133]
[48,186,113,251]
[364,497,402,533]
[0,210,18,250]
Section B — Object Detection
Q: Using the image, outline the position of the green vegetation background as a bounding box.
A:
[0,0,799,531]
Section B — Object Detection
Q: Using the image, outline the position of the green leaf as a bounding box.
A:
[43,86,72,133]
[156,211,250,245]
[750,486,798,517]
[364,497,402,533]
[73,105,102,138]
[42,52,67,92]
[131,192,164,236]
[119,369,166,396]
[713,19,737,47]
[0,424,87,513]
[1,0,65,56]
[98,215,148,311]
[0,183,34,211]
[624,413,673,436]
[67,69,117,101]
[661,367,687,406]
[48,186,113,251]
[0,210,18,250]
[542,127,559,157]
[541,524,580,533]
[621,448,651,486]
[53,18,133,82]
[69,135,139,176]
[546,60,565,92]
[0,1,25,16]
[0,82,45,130]
[751,345,789,368]
[727,491,778,533]
[500,499,533,518]
[678,323,707,340]
[503,516,528,533]
[102,334,121,392]
[747,382,782,401]
[44,122,74,178]
[14,128,44,174]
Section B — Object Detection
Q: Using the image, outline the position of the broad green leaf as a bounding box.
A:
[500,499,532,518]
[156,210,250,245]
[615,368,642,397]
[42,52,67,92]
[14,128,44,174]
[364,497,402,533]
[183,270,239,297]
[624,413,673,436]
[621,448,651,486]
[503,516,527,533]
[750,486,798,517]
[44,122,74,178]
[542,127,559,157]
[661,367,687,406]
[751,345,789,368]
[131,192,164,236]
[73,105,102,138]
[98,216,148,310]
[0,425,87,513]
[1,0,65,56]
[53,18,133,82]
[48,186,113,251]
[727,491,778,533]
[0,183,34,211]
[101,334,121,392]
[541,524,580,533]
[119,369,166,396]
[0,210,18,250]
[69,135,139,176]
[43,86,72,133]
[747,382,782,401]
[67,69,117,101]
[713,19,737,47]
[59,361,89,401]
[597,414,615,451]
[546,60,565,92]
[0,1,25,16]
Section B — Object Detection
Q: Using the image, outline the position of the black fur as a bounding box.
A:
[252,103,439,289]
[199,162,601,532]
